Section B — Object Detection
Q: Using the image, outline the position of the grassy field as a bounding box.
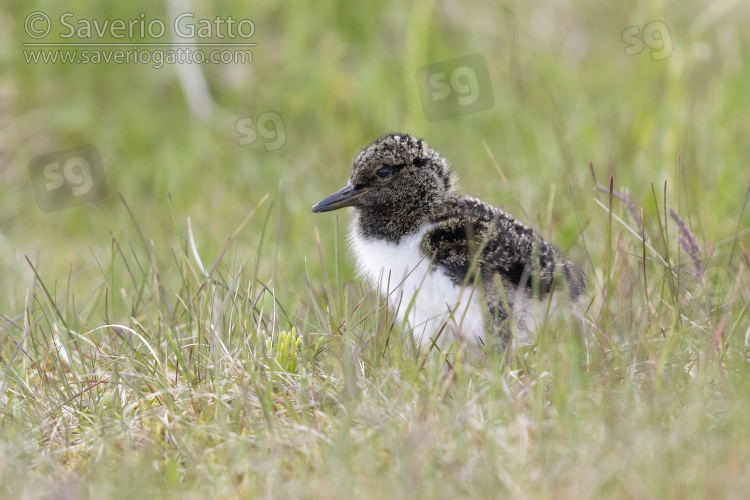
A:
[2,0,750,498]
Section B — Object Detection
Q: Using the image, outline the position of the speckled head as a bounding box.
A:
[312,133,455,213]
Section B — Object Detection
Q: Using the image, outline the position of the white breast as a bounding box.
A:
[349,222,486,348]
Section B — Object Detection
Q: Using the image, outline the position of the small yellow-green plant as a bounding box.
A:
[265,327,302,373]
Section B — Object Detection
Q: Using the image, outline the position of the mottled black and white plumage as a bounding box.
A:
[313,133,585,349]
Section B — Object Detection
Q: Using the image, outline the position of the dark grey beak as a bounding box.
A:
[312,185,369,213]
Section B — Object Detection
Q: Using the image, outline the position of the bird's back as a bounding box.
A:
[422,194,586,344]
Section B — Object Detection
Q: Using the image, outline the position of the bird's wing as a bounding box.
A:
[420,200,478,288]
[422,196,584,298]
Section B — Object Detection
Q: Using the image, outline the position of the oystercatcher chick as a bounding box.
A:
[312,133,585,350]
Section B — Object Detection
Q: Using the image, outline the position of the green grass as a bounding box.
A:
[2,0,750,498]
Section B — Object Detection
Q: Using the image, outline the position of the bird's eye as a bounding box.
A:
[375,167,392,179]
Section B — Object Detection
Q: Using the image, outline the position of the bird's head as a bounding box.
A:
[312,133,455,214]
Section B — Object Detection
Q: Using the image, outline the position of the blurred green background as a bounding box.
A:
[2,0,748,311]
